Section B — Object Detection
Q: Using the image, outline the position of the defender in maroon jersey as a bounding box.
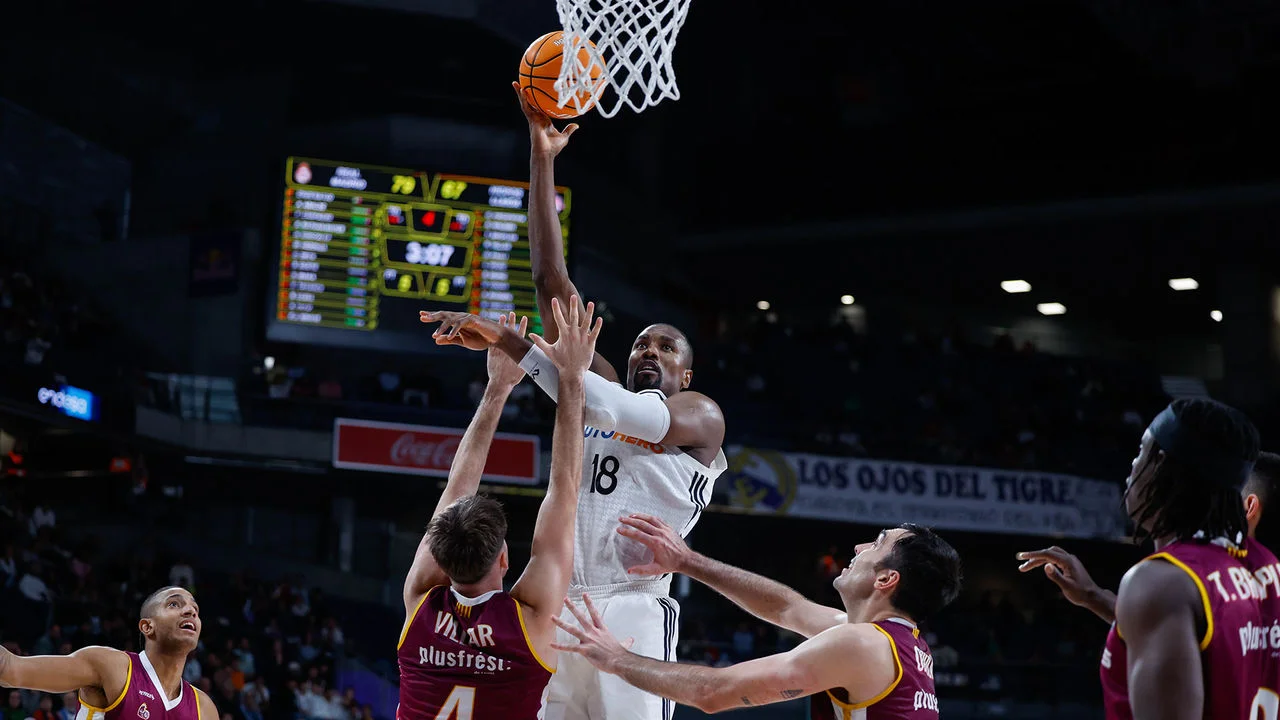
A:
[1021,450,1280,717]
[0,586,219,720]
[548,519,961,718]
[398,304,599,720]
[1102,399,1265,720]
[1243,452,1280,692]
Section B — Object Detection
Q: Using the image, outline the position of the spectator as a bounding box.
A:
[4,691,25,720]
[31,696,54,720]
[169,559,195,589]
[55,694,77,720]
[27,506,55,537]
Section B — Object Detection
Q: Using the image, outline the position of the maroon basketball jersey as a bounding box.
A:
[1099,541,1268,720]
[1244,538,1280,692]
[810,618,938,720]
[77,652,201,720]
[397,586,553,720]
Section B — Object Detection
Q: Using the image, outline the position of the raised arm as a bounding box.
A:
[620,514,845,638]
[0,645,127,695]
[511,299,601,635]
[403,314,528,612]
[553,598,896,714]
[424,308,723,451]
[512,82,618,382]
[1115,559,1205,720]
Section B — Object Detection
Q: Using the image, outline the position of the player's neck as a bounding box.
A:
[1152,533,1178,551]
[450,579,502,598]
[844,597,913,627]
[142,647,187,700]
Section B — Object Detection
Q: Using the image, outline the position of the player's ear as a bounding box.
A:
[1246,493,1263,529]
[874,568,901,593]
[681,369,692,390]
[138,618,153,639]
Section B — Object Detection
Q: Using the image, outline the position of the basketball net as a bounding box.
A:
[554,0,693,118]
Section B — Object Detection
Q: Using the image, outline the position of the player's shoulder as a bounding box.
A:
[814,622,897,656]
[193,686,220,718]
[1117,556,1203,621]
[667,390,725,426]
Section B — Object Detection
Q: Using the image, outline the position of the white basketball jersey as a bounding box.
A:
[574,390,727,588]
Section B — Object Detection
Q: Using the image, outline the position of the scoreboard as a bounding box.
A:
[267,156,571,352]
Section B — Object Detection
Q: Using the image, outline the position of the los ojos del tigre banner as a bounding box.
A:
[714,447,1126,540]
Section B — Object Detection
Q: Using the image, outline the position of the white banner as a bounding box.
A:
[712,447,1127,540]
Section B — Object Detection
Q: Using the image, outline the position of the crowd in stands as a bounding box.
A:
[0,252,106,371]
[0,486,372,720]
[699,312,1169,480]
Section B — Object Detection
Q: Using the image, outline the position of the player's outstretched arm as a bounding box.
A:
[1016,546,1116,623]
[620,514,845,638]
[0,645,127,695]
[1115,560,1204,720]
[512,82,618,382]
[510,300,602,648]
[552,597,896,714]
[402,314,528,612]
[425,306,723,450]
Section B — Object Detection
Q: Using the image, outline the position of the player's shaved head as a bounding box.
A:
[140,586,187,619]
[646,324,693,364]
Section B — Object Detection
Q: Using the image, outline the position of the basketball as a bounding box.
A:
[518,31,603,119]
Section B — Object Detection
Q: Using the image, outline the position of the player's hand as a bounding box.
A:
[529,296,601,375]
[551,596,634,674]
[420,310,503,351]
[513,81,579,158]
[487,313,529,388]
[1016,546,1104,608]
[618,513,694,576]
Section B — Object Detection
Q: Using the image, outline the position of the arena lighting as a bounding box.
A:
[1037,302,1067,316]
[1169,277,1199,291]
[1001,280,1032,294]
[840,295,855,305]
[756,300,770,311]
[1211,310,1223,322]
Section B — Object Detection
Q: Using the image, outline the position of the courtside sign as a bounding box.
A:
[333,418,541,485]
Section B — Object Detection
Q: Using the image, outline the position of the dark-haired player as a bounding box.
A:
[549,514,961,718]
[426,88,729,720]
[1019,448,1280,710]
[397,308,599,719]
[1022,399,1266,719]
[0,586,218,720]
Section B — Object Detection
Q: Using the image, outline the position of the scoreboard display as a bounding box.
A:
[266,156,571,352]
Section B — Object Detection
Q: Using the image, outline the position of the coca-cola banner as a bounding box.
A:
[332,418,541,484]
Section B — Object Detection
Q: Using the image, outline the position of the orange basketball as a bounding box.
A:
[518,31,603,119]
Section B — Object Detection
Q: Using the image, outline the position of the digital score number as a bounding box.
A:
[274,157,570,336]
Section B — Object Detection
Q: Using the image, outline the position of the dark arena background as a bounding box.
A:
[2,0,1280,718]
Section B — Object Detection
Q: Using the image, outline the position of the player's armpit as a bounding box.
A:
[1115,560,1205,720]
[697,624,895,714]
[661,391,725,451]
[0,646,127,695]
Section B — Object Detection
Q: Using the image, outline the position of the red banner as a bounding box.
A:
[332,418,540,484]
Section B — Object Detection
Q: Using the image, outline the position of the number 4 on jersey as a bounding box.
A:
[435,686,475,720]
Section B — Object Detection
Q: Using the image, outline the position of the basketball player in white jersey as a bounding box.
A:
[417,87,727,720]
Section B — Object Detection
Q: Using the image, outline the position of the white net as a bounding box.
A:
[554,0,693,118]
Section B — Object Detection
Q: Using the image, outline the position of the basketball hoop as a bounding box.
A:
[554,0,693,118]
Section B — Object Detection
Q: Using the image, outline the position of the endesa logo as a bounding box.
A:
[36,385,97,422]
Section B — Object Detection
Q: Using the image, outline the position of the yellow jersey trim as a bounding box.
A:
[1149,552,1214,651]
[194,688,203,720]
[81,656,133,713]
[514,599,556,674]
[826,624,903,711]
[399,586,442,650]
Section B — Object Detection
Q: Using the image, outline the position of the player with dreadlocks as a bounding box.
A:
[1097,398,1266,720]
[1020,448,1280,709]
